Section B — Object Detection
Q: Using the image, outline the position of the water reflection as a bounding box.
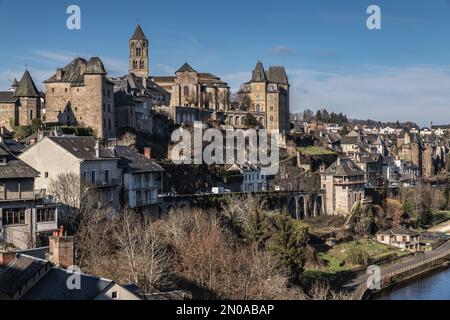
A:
[377,267,450,300]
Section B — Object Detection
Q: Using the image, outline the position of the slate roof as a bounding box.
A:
[130,24,147,41]
[44,58,88,84]
[0,254,50,299]
[376,226,419,237]
[151,76,176,82]
[113,146,164,173]
[21,267,114,300]
[46,136,115,160]
[323,158,366,177]
[176,62,197,73]
[13,70,40,98]
[0,145,39,179]
[251,61,268,82]
[267,66,288,84]
[341,135,361,145]
[85,57,107,75]
[0,91,17,103]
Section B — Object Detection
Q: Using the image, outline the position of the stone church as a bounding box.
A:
[0,70,42,130]
[152,63,231,111]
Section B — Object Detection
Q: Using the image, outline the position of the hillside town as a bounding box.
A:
[1,25,450,300]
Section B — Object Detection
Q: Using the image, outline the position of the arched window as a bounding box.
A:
[256,104,261,112]
[183,86,189,97]
[29,109,33,119]
[208,92,213,102]
[136,47,141,56]
[140,61,144,69]
[133,60,137,69]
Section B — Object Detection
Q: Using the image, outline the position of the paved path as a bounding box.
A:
[344,241,450,299]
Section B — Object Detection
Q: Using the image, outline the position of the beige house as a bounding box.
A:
[19,136,121,210]
[376,227,420,252]
[0,145,58,249]
[321,157,366,216]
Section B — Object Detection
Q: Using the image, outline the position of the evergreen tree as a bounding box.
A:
[269,212,309,281]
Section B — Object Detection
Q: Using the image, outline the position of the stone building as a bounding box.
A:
[0,70,41,130]
[238,61,290,133]
[152,62,230,111]
[321,157,366,216]
[43,57,116,139]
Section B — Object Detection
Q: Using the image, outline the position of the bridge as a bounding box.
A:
[157,190,326,220]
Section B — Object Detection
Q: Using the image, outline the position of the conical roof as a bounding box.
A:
[251,61,268,82]
[130,24,147,41]
[14,70,39,98]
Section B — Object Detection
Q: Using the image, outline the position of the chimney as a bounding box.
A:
[56,68,63,81]
[48,226,74,268]
[144,147,151,160]
[95,140,101,158]
[0,252,16,267]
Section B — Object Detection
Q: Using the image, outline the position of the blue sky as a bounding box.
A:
[1,0,450,126]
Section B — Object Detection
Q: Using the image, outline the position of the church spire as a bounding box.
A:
[129,24,149,78]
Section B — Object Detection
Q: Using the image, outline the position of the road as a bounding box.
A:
[344,240,450,299]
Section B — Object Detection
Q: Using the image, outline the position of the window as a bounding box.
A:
[91,170,96,184]
[133,60,137,69]
[65,88,68,93]
[104,169,110,184]
[107,89,110,99]
[30,109,33,119]
[108,104,111,113]
[183,86,189,97]
[103,103,106,112]
[140,61,144,69]
[103,89,105,97]
[270,116,274,122]
[2,208,25,225]
[82,171,87,181]
[112,291,118,299]
[108,119,111,131]
[37,208,56,223]
[52,88,55,93]
[45,172,49,179]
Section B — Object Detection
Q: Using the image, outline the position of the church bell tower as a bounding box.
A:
[129,24,149,78]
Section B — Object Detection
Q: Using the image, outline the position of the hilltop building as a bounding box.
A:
[0,70,42,130]
[237,61,290,133]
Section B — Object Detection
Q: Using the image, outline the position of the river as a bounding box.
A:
[377,267,450,300]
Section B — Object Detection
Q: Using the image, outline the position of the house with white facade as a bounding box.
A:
[19,136,121,210]
[376,226,420,252]
[112,146,164,209]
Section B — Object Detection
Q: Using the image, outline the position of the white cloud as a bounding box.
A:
[288,66,450,126]
[270,46,296,55]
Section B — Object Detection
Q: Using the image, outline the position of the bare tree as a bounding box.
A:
[114,209,172,294]
[48,173,99,233]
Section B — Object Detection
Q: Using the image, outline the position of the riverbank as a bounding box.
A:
[366,261,450,300]
[346,240,450,300]
[373,264,450,299]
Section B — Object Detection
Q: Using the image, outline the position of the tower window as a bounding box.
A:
[140,61,144,69]
[183,86,189,97]
[133,60,137,69]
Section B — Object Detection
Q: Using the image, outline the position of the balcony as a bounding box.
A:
[0,189,47,202]
[92,178,120,188]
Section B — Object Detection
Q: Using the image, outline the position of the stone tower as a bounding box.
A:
[129,24,149,78]
[14,70,41,126]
